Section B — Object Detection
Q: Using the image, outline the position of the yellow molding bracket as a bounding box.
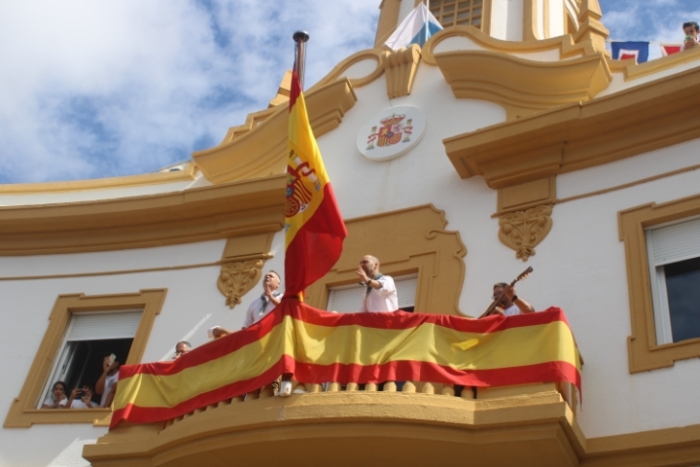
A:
[498,205,554,261]
[434,49,611,120]
[217,232,276,309]
[442,66,700,189]
[193,79,357,185]
[381,44,421,99]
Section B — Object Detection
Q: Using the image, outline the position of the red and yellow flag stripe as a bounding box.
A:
[111,301,581,428]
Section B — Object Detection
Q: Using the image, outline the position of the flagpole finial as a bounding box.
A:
[293,31,309,43]
[293,31,310,90]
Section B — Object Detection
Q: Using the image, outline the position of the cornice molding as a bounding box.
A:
[0,163,197,195]
[434,50,611,119]
[443,66,700,188]
[421,26,595,67]
[605,46,700,82]
[192,79,357,185]
[0,175,285,256]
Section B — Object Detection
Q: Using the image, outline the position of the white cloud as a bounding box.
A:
[0,0,379,183]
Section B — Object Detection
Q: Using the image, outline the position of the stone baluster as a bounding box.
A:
[327,382,341,392]
[402,381,416,393]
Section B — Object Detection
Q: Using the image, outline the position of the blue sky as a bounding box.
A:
[0,0,698,184]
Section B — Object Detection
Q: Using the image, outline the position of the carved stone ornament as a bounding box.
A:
[217,259,265,309]
[498,205,553,261]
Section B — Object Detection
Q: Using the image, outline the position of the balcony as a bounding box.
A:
[84,380,582,466]
[83,303,584,466]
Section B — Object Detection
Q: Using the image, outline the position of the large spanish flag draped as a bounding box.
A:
[111,305,581,428]
[284,71,347,295]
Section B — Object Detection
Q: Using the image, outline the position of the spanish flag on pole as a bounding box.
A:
[284,71,347,296]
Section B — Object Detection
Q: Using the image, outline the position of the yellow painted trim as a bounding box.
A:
[481,0,492,35]
[3,289,167,428]
[523,0,539,41]
[306,204,467,316]
[0,260,228,281]
[422,26,594,67]
[618,193,700,373]
[192,80,356,185]
[434,49,611,119]
[607,46,700,82]
[0,163,197,194]
[443,65,700,188]
[0,174,286,256]
[85,388,585,466]
[374,0,402,48]
[381,44,421,98]
[312,48,386,91]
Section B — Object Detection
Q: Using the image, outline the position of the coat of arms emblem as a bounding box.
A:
[366,114,413,150]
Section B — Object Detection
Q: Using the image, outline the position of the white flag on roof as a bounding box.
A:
[384,3,443,51]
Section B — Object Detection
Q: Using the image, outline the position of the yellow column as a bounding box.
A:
[374,0,403,47]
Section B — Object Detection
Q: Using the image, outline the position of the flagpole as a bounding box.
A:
[425,0,430,45]
[293,31,310,90]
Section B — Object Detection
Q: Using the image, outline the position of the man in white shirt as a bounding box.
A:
[356,255,398,312]
[492,282,535,316]
[243,271,282,328]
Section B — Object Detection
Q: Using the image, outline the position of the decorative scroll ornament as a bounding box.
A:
[498,205,553,261]
[217,259,265,309]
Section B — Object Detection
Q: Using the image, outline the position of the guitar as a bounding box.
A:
[478,266,533,318]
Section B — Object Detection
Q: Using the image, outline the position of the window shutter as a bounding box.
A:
[66,311,143,341]
[648,217,700,266]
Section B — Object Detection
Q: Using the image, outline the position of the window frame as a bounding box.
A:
[306,204,466,317]
[618,195,700,373]
[415,0,492,34]
[3,289,166,428]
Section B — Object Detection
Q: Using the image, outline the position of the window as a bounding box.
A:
[429,0,483,29]
[305,204,466,317]
[4,289,166,428]
[646,217,700,345]
[327,274,418,312]
[38,311,142,409]
[618,195,700,373]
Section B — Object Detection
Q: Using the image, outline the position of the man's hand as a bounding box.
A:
[503,285,516,301]
[102,357,112,373]
[355,266,370,283]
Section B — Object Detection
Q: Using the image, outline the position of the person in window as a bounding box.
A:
[243,271,282,329]
[172,341,192,359]
[65,385,95,409]
[491,282,535,316]
[356,255,398,312]
[683,22,699,50]
[95,354,120,407]
[42,381,68,409]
